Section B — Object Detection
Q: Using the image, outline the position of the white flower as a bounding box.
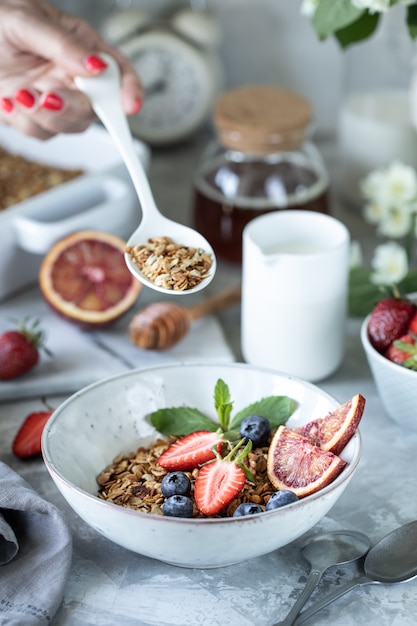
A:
[381,162,417,205]
[370,242,409,286]
[350,240,363,268]
[362,162,417,209]
[363,200,389,226]
[377,205,414,238]
[351,0,391,12]
[300,0,320,17]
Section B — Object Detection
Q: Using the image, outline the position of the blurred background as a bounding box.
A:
[48,0,417,210]
[51,0,347,135]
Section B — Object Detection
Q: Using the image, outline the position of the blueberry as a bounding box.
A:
[161,471,191,498]
[163,495,194,518]
[233,502,263,517]
[239,415,271,447]
[266,490,298,511]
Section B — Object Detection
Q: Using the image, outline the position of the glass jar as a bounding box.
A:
[191,85,330,263]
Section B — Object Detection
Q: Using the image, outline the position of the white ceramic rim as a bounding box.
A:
[42,361,362,526]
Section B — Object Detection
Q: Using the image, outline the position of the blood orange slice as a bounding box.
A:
[39,230,141,328]
[267,426,347,498]
[293,394,365,456]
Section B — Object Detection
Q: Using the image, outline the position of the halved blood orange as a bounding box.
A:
[293,394,365,456]
[267,426,347,498]
[39,230,141,328]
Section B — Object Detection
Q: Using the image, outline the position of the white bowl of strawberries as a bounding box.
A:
[361,295,417,429]
[42,362,363,568]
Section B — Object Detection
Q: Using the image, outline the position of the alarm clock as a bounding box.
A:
[101,8,224,146]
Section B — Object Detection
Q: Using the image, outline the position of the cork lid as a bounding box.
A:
[213,85,312,153]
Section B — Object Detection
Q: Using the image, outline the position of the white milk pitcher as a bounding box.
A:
[241,210,350,382]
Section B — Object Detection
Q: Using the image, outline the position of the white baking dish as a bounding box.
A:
[0,124,150,301]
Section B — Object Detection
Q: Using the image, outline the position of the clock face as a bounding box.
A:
[121,31,215,145]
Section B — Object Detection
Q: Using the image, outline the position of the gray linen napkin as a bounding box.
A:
[0,462,72,625]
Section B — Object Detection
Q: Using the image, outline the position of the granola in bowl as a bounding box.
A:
[41,362,363,568]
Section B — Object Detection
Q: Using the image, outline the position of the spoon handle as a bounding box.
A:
[75,54,156,218]
[290,575,373,625]
[275,570,323,626]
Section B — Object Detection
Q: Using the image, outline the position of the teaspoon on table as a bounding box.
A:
[275,529,372,626]
[75,54,216,295]
[291,519,417,625]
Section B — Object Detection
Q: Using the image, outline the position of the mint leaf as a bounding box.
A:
[313,0,363,39]
[229,396,297,430]
[214,378,233,430]
[149,407,218,436]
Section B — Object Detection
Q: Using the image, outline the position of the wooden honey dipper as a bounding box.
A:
[128,284,242,350]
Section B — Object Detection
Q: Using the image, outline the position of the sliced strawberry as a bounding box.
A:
[12,410,52,459]
[194,458,246,516]
[157,430,223,471]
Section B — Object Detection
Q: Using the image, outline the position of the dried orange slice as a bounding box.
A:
[39,230,141,328]
[267,426,347,498]
[293,394,365,456]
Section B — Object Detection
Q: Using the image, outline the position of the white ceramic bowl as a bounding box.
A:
[42,362,361,569]
[361,315,417,430]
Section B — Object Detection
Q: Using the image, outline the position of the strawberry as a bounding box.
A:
[0,318,49,380]
[157,430,224,471]
[367,297,416,353]
[408,312,417,335]
[12,409,53,459]
[385,334,417,370]
[194,440,252,516]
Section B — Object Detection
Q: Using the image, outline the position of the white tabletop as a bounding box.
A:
[1,131,416,625]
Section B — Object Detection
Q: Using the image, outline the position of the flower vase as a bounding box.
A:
[336,3,417,210]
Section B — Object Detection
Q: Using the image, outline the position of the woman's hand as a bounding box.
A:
[0,0,143,139]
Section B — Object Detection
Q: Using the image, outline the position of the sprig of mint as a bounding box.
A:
[148,378,297,437]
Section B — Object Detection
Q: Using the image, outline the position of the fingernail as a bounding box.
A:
[84,55,108,72]
[40,93,64,111]
[0,97,13,113]
[130,98,142,115]
[15,89,36,108]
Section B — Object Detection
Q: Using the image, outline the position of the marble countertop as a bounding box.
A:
[1,131,417,625]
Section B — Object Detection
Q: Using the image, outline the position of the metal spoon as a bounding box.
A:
[275,530,371,626]
[292,519,417,625]
[75,54,216,295]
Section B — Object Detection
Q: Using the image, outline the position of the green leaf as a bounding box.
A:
[407,4,417,40]
[335,12,380,48]
[398,269,417,297]
[348,267,387,317]
[313,0,364,39]
[229,396,297,430]
[149,407,218,436]
[214,378,233,430]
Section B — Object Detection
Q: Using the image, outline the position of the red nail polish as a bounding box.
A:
[0,97,13,113]
[41,93,64,111]
[131,98,142,115]
[15,89,36,108]
[84,55,108,72]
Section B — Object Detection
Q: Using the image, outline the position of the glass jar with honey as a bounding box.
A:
[191,85,330,263]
